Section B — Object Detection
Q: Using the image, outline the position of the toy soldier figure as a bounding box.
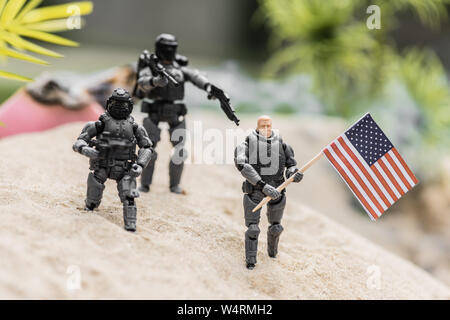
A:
[234,115,303,269]
[73,88,153,232]
[133,33,239,194]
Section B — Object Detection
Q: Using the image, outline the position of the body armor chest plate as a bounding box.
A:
[103,117,135,141]
[147,64,185,101]
[247,133,286,186]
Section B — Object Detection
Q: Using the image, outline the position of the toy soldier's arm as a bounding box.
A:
[133,123,153,169]
[235,140,260,185]
[72,119,104,159]
[182,66,209,91]
[135,51,169,94]
[283,142,303,183]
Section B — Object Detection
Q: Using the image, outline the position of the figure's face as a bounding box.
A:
[257,118,272,138]
[156,44,177,62]
[108,100,132,120]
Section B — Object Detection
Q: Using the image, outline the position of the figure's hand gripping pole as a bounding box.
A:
[252,151,323,212]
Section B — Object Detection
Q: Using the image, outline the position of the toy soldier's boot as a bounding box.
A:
[267,195,286,258]
[85,171,106,210]
[140,150,157,192]
[118,175,139,232]
[169,159,184,194]
[169,119,187,194]
[123,201,137,232]
[140,116,161,193]
[244,194,262,270]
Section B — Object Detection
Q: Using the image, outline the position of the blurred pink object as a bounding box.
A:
[0,89,103,138]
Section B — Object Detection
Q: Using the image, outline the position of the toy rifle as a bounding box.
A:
[133,51,179,97]
[208,84,240,126]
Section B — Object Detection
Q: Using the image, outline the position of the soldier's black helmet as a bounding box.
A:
[106,88,133,120]
[155,33,177,61]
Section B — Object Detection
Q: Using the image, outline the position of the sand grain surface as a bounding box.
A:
[0,118,449,299]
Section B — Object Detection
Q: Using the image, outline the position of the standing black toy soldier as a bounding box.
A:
[234,115,304,269]
[133,33,239,194]
[73,88,153,232]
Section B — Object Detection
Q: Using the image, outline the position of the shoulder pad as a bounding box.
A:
[175,54,188,66]
[99,113,110,122]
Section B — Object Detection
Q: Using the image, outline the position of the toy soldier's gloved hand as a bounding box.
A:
[151,74,169,87]
[286,167,303,183]
[81,146,100,160]
[130,164,143,178]
[205,84,216,100]
[262,183,281,200]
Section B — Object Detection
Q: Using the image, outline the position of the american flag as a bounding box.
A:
[323,113,418,220]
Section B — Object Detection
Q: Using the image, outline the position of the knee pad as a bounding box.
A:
[268,223,284,237]
[246,224,260,239]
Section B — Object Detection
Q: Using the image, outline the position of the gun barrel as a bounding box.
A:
[161,70,179,87]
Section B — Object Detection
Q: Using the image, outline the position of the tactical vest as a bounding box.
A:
[246,131,286,187]
[91,114,137,168]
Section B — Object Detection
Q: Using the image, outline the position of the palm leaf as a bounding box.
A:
[20,1,93,24]
[0,0,26,27]
[9,25,79,46]
[0,45,48,64]
[15,0,41,21]
[25,18,82,32]
[0,31,63,57]
[0,68,31,81]
[0,0,93,81]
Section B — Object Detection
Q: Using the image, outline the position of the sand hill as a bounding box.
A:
[0,115,448,299]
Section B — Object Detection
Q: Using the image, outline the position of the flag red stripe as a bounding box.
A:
[385,153,412,190]
[392,148,418,184]
[338,137,391,208]
[331,143,384,214]
[377,159,405,196]
[371,165,399,202]
[324,148,379,220]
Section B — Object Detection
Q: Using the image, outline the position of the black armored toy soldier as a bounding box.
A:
[133,33,239,194]
[73,88,153,232]
[234,116,304,269]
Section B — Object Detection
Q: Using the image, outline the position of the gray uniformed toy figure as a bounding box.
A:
[133,33,239,194]
[73,88,153,232]
[234,116,303,269]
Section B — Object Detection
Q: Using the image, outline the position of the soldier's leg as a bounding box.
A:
[266,194,286,258]
[244,193,262,269]
[85,168,107,210]
[168,118,187,194]
[118,174,140,232]
[140,115,161,192]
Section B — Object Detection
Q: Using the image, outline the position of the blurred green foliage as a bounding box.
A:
[257,0,450,177]
[273,102,296,114]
